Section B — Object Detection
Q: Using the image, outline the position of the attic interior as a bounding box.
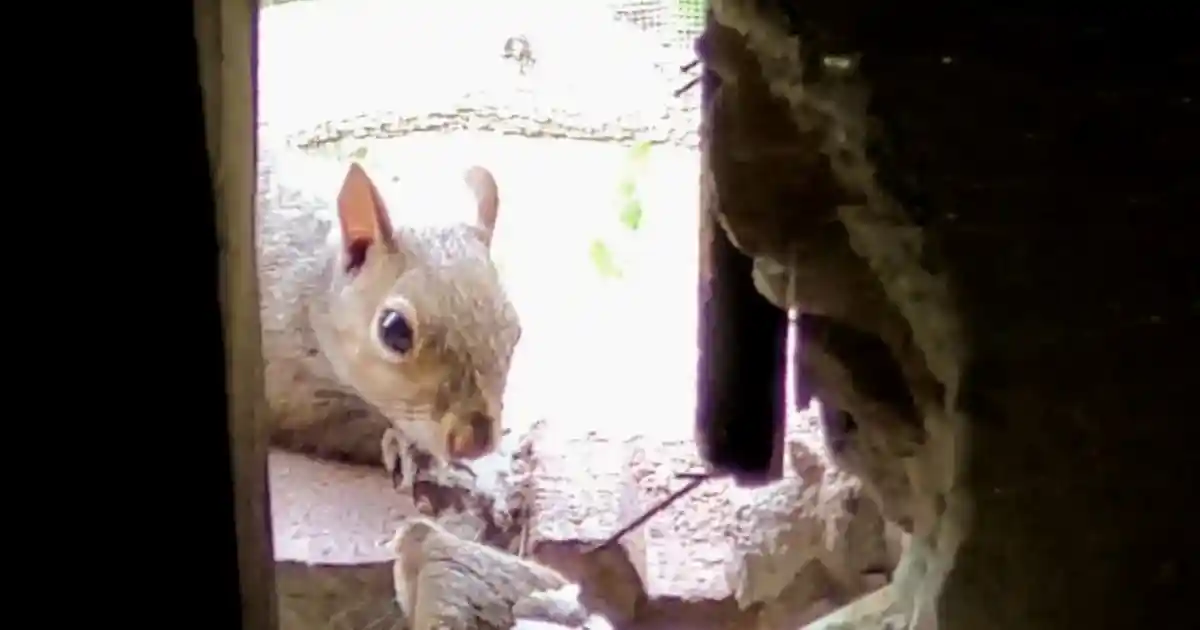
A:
[195,0,1196,629]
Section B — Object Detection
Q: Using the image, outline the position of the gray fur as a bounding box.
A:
[256,133,520,464]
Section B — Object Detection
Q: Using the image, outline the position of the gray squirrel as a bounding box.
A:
[255,134,521,467]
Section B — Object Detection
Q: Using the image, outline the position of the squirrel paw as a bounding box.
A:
[381,427,489,518]
[513,585,590,628]
[381,428,411,491]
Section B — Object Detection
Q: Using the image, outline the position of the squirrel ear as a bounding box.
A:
[463,165,499,246]
[337,163,395,273]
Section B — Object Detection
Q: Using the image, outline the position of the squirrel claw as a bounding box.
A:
[391,458,404,490]
[381,428,408,492]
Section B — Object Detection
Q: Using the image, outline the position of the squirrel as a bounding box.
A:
[256,136,521,467]
[389,516,596,630]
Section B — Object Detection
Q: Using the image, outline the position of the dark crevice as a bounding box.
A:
[821,406,858,456]
[795,313,923,431]
[696,24,790,487]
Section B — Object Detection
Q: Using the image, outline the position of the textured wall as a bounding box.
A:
[701,1,1196,629]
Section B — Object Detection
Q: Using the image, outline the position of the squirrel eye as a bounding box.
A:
[378,309,414,355]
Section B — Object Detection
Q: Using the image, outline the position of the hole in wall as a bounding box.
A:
[253,1,907,627]
[254,0,713,627]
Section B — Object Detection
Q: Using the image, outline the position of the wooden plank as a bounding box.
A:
[193,0,279,628]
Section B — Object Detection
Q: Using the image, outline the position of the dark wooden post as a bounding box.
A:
[694,7,788,487]
[193,0,277,628]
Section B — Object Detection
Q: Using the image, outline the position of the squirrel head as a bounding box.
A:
[321,162,519,463]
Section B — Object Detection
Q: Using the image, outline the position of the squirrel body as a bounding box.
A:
[390,516,591,630]
[256,136,520,465]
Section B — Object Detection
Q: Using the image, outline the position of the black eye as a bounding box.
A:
[378,309,414,355]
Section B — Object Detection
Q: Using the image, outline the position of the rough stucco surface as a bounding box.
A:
[268,412,901,630]
[726,411,898,611]
[269,451,408,629]
[522,407,900,630]
[701,1,1197,629]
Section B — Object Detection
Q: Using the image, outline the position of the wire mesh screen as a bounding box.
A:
[603,0,705,112]
[262,0,706,152]
[608,0,706,51]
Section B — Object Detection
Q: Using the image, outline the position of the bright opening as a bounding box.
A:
[257,0,710,626]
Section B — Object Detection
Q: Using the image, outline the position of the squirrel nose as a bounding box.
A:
[447,412,496,460]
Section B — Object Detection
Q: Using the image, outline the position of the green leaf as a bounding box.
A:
[618,198,644,232]
[589,239,623,279]
[617,178,638,200]
[628,141,654,165]
[348,146,369,161]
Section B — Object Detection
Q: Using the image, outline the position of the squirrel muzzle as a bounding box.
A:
[446,411,497,460]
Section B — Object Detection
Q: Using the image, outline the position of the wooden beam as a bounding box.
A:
[193,0,278,628]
